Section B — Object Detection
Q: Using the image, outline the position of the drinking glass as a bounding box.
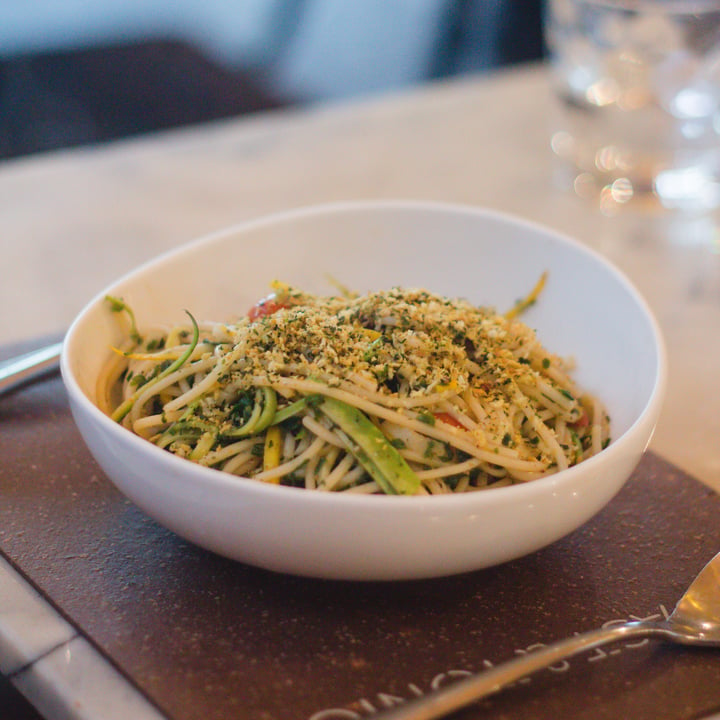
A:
[545,0,720,212]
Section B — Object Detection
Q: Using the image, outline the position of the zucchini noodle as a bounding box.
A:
[99,280,610,495]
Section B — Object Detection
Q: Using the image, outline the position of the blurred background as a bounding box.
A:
[0,0,544,160]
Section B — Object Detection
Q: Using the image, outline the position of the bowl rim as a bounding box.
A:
[60,199,667,509]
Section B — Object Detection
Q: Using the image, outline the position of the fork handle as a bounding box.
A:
[373,621,663,720]
[0,342,63,397]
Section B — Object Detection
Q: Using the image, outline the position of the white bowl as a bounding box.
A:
[61,201,666,580]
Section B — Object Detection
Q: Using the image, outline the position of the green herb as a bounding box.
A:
[146,337,165,351]
[129,373,147,388]
[111,309,200,422]
[416,410,436,426]
[106,295,142,344]
[223,386,278,438]
[363,336,384,362]
[440,443,455,463]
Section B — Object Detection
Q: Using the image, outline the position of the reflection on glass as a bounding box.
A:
[546,0,720,212]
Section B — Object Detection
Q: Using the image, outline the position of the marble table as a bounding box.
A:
[1,63,719,720]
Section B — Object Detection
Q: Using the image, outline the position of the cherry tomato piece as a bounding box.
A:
[433,412,464,429]
[247,295,287,321]
[570,411,590,429]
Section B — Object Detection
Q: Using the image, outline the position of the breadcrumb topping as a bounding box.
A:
[220,285,546,398]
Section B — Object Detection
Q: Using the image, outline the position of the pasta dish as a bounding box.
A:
[99,279,610,495]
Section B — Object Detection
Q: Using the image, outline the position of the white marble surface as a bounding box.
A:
[0,556,75,676]
[1,63,720,719]
[13,636,166,720]
[0,557,164,720]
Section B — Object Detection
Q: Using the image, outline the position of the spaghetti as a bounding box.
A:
[99,280,610,495]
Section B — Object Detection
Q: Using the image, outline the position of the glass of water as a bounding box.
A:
[545,0,720,212]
